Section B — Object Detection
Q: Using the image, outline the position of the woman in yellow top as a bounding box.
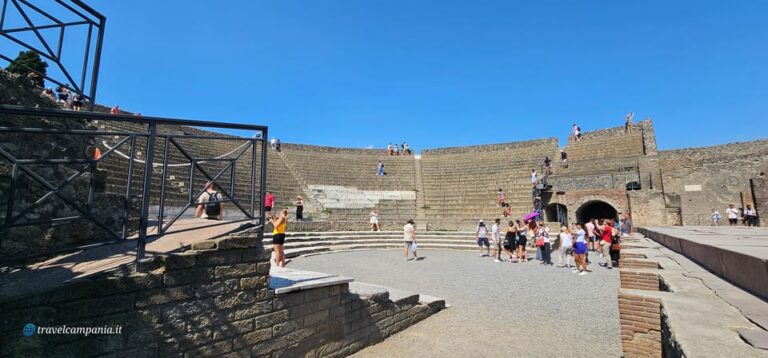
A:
[270,209,288,269]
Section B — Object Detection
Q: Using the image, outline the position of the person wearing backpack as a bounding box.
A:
[195,182,224,220]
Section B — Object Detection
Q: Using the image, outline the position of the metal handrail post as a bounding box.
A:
[137,122,157,261]
[259,130,268,240]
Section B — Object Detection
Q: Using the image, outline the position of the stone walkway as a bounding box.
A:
[0,219,249,301]
[290,250,622,358]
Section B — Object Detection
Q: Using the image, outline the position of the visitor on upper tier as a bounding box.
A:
[403,219,418,261]
[711,209,722,226]
[403,142,411,156]
[626,112,634,133]
[270,138,277,150]
[543,156,553,175]
[502,203,511,218]
[55,86,70,108]
[531,169,537,187]
[295,196,304,221]
[264,191,275,215]
[491,218,502,262]
[476,220,490,257]
[393,144,400,156]
[572,123,582,141]
[620,213,633,236]
[110,105,119,114]
[560,149,568,168]
[370,210,380,231]
[275,139,281,152]
[726,204,740,226]
[195,182,223,220]
[377,161,385,176]
[42,87,55,101]
[744,204,757,227]
[71,94,85,111]
[387,143,393,156]
[498,189,506,206]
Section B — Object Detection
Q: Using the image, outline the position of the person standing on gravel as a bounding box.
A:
[370,210,380,231]
[573,223,588,275]
[726,204,740,226]
[515,220,528,262]
[491,218,502,262]
[538,222,552,265]
[404,219,418,260]
[476,220,490,257]
[599,220,615,269]
[557,226,574,268]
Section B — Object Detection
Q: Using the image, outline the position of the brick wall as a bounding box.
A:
[619,292,662,358]
[620,270,660,291]
[0,234,441,357]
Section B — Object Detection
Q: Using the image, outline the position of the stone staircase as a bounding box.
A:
[254,231,546,258]
[413,156,427,228]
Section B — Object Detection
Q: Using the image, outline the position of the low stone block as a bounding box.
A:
[215,263,259,279]
[164,253,197,271]
[197,250,242,266]
[163,267,212,287]
[228,301,272,321]
[194,279,239,299]
[241,276,269,290]
[233,328,272,350]
[217,236,260,249]
[48,279,95,303]
[214,291,258,310]
[254,310,289,330]
[191,241,217,251]
[94,274,163,296]
[184,339,233,358]
[135,286,194,308]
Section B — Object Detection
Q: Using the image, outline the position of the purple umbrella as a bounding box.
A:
[524,212,539,221]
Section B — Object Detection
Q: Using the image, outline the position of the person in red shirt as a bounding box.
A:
[599,219,615,269]
[264,191,275,216]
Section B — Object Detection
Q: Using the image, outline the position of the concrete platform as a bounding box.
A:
[0,218,251,301]
[639,226,768,301]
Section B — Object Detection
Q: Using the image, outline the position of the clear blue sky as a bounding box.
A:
[8,1,768,152]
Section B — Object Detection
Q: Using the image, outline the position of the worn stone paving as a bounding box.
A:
[290,250,622,358]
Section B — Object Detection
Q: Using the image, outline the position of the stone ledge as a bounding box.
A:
[269,268,354,295]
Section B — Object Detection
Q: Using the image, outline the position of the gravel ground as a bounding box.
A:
[290,249,622,358]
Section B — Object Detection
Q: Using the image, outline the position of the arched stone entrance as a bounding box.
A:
[544,203,568,226]
[576,200,618,223]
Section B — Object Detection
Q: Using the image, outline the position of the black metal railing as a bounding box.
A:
[0,105,268,261]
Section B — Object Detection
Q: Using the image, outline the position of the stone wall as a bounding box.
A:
[659,140,768,226]
[618,292,662,358]
[751,177,767,227]
[0,233,442,357]
[627,190,667,227]
[421,138,558,155]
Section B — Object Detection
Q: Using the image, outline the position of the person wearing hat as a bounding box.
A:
[403,219,417,260]
[476,219,490,257]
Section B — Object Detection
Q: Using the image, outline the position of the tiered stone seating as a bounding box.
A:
[564,129,644,162]
[254,231,549,258]
[280,144,417,225]
[420,139,558,229]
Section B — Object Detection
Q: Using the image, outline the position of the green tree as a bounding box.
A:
[6,50,48,87]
